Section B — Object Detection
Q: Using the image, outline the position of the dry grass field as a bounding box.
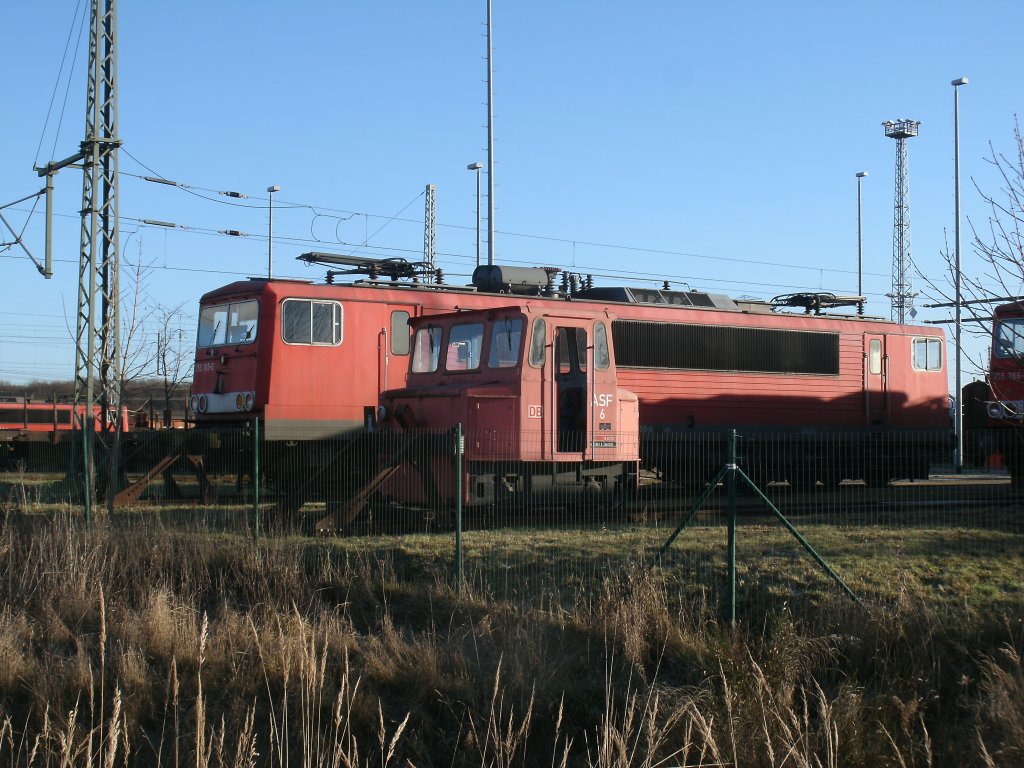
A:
[0,467,1022,766]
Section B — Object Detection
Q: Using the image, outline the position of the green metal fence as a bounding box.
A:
[2,422,1021,622]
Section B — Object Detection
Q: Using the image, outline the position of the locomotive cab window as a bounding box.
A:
[391,310,411,355]
[912,337,942,371]
[487,317,523,368]
[529,318,547,368]
[446,322,484,371]
[869,339,882,375]
[994,319,1024,359]
[411,326,442,373]
[594,322,610,370]
[282,299,342,346]
[197,299,259,347]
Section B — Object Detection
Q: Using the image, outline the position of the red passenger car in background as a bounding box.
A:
[0,399,130,441]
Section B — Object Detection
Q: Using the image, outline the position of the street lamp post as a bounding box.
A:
[856,171,868,307]
[267,184,280,279]
[467,162,483,268]
[952,76,968,472]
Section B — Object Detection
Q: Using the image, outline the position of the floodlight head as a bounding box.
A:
[856,171,869,178]
[952,77,968,86]
[467,162,483,171]
[884,119,920,139]
[267,185,281,193]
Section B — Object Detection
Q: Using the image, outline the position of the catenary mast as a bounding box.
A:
[36,0,122,514]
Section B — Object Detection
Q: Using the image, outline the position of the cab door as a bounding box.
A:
[865,334,888,426]
[553,325,590,454]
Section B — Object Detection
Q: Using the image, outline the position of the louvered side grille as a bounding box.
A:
[612,320,839,375]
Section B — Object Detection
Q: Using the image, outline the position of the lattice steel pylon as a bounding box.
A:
[423,183,436,272]
[75,0,122,514]
[883,119,920,324]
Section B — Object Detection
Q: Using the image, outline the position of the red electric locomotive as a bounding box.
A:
[968,299,1024,485]
[375,305,641,508]
[189,254,950,508]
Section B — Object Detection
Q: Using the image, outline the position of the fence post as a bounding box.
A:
[253,417,260,543]
[727,429,738,626]
[455,423,464,594]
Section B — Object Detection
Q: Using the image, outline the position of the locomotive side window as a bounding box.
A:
[446,323,484,371]
[529,318,547,368]
[391,311,411,355]
[197,300,258,347]
[869,339,882,375]
[994,319,1024,358]
[594,322,610,370]
[912,337,942,371]
[282,299,342,346]
[487,317,523,368]
[411,326,442,373]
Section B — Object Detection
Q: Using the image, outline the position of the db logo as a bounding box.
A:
[528,405,543,419]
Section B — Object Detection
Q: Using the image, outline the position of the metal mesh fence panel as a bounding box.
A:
[1,423,1021,626]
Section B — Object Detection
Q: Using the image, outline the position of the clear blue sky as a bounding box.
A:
[1,1,1021,387]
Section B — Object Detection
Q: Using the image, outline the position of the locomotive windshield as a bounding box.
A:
[487,317,523,368]
[198,300,259,347]
[994,318,1024,359]
[411,327,442,373]
[445,323,484,371]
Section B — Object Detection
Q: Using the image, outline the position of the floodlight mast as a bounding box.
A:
[856,171,868,311]
[467,162,483,267]
[952,77,968,472]
[267,185,280,279]
[883,119,920,324]
[486,0,495,267]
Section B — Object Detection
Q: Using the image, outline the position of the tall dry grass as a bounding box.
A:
[0,511,1019,767]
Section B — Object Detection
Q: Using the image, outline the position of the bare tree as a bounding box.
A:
[925,120,1024,483]
[152,302,191,427]
[924,119,1024,376]
[969,119,1024,299]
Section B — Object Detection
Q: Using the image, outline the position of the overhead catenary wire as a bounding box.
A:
[117,158,886,279]
[0,207,899,303]
[6,153,898,302]
[34,0,88,169]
